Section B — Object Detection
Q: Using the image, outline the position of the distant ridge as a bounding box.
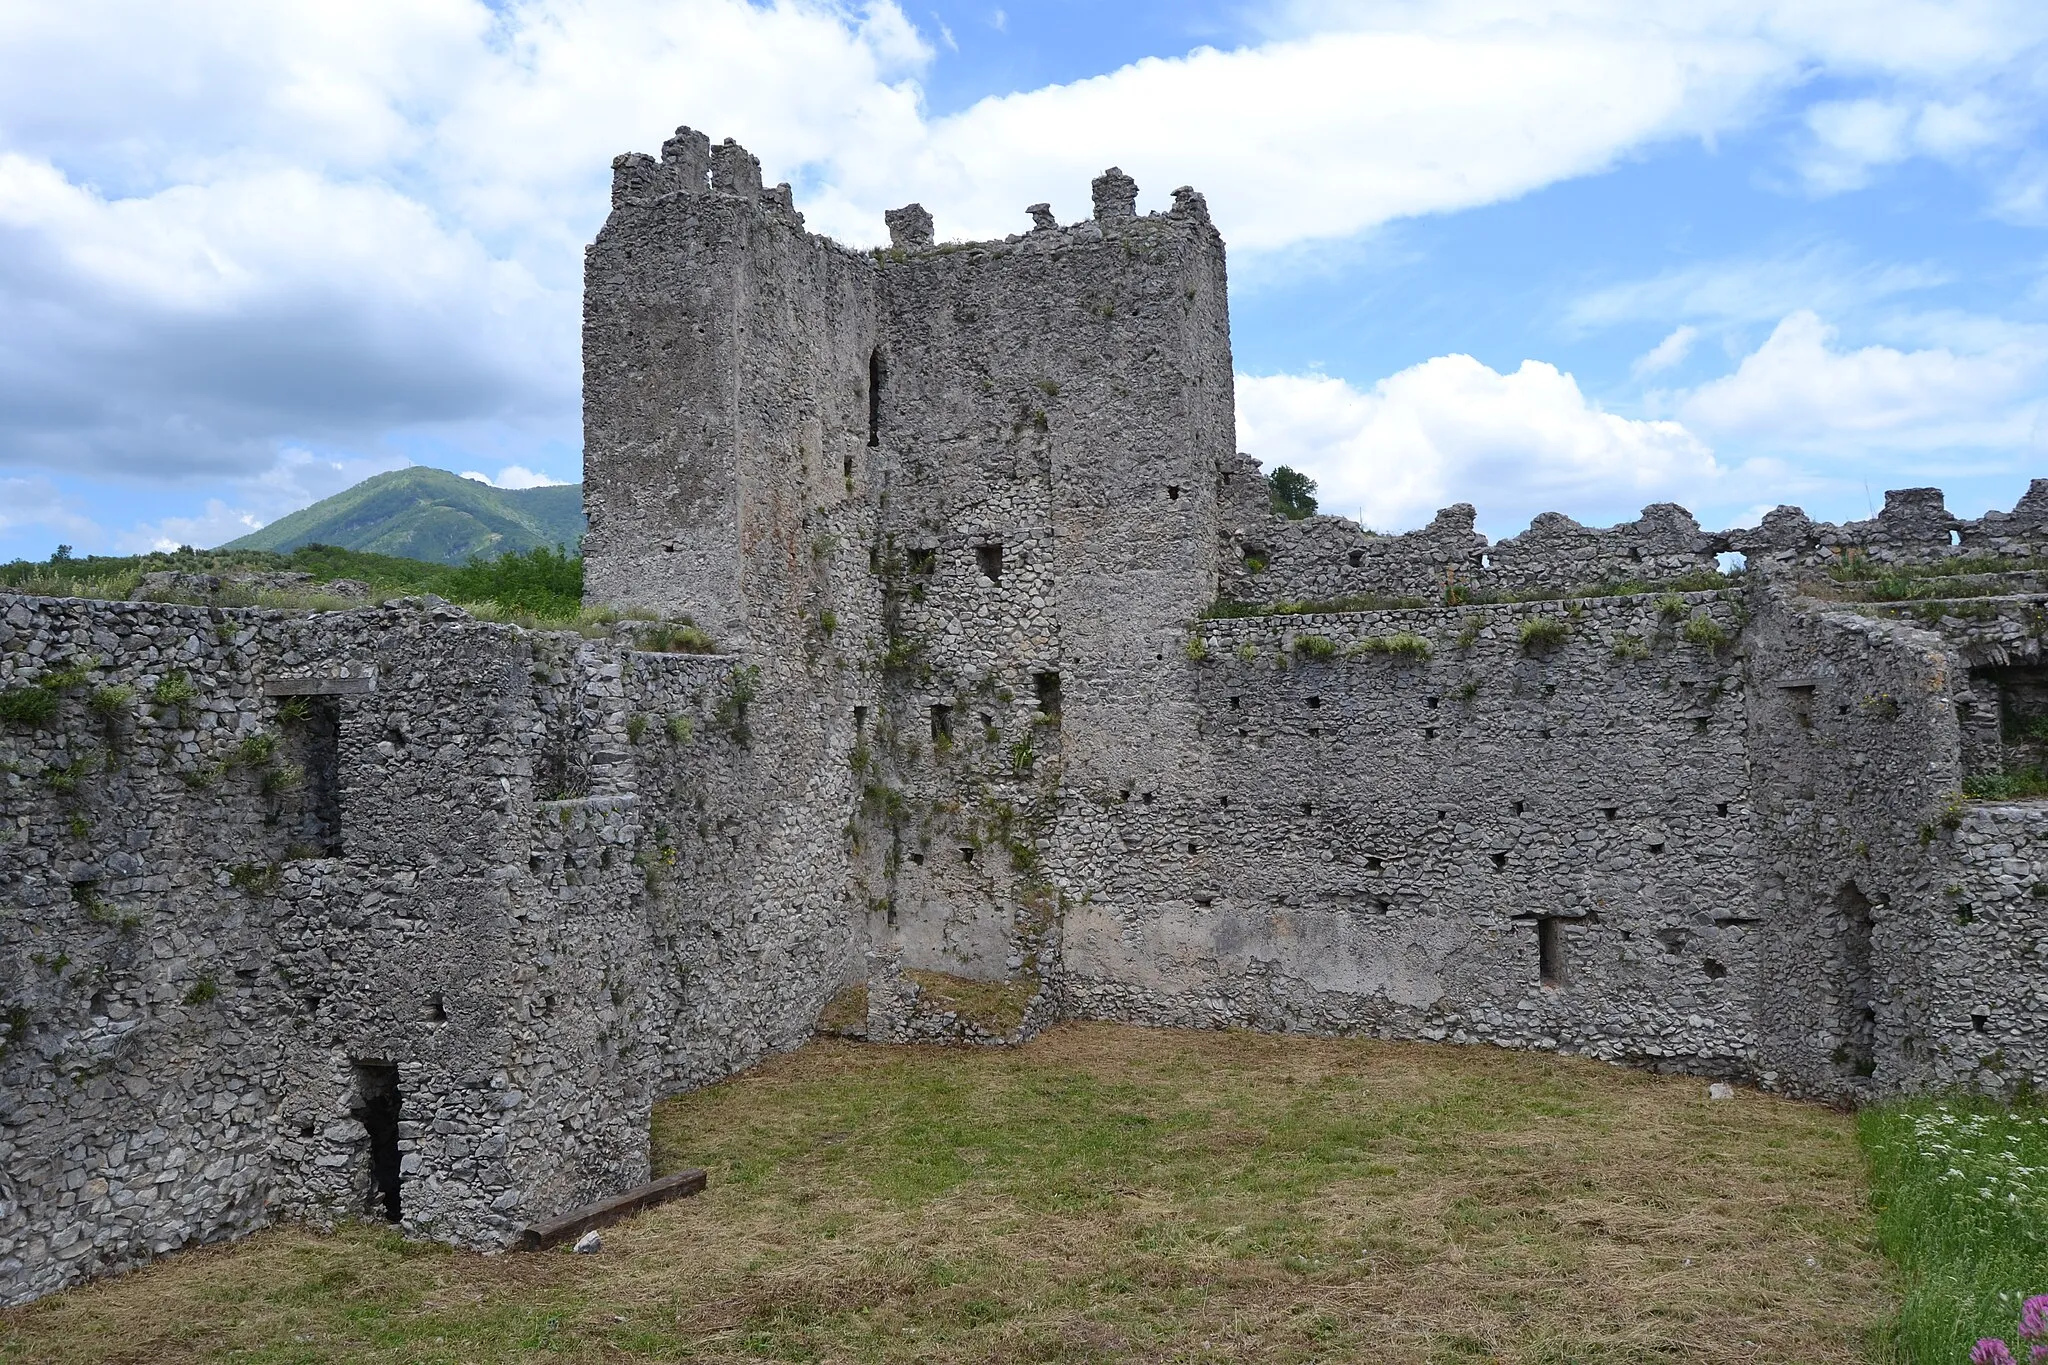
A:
[223,467,585,566]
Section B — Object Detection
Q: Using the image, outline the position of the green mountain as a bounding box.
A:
[223,467,584,565]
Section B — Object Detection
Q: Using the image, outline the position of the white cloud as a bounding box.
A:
[1678,309,2048,450]
[1569,248,1948,330]
[1,0,2045,538]
[1237,355,1721,534]
[461,465,570,489]
[1797,93,2009,193]
[1633,325,1699,378]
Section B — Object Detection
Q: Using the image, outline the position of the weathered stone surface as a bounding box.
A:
[9,127,2048,1308]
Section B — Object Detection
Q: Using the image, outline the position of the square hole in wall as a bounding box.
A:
[1034,671,1062,717]
[1348,549,1364,567]
[907,547,937,574]
[976,545,1004,582]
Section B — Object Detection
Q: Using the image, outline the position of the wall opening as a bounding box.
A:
[907,547,937,574]
[297,696,343,855]
[853,705,867,733]
[350,1061,403,1223]
[1033,671,1062,718]
[1347,549,1364,567]
[1167,485,1182,501]
[1537,918,1565,987]
[867,349,882,448]
[1836,882,1877,1078]
[930,703,952,742]
[976,544,1004,582]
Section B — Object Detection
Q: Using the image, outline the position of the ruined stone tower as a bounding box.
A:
[8,124,2048,1306]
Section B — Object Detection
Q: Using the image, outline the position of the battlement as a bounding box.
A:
[1225,459,2048,609]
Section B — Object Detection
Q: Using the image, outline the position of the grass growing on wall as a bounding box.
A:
[1,1024,1892,1363]
[0,543,621,632]
[1861,1096,2048,1362]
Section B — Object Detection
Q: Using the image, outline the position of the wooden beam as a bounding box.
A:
[510,1168,707,1251]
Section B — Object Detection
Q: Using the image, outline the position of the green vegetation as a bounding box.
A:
[625,714,649,744]
[665,714,695,745]
[1680,615,1731,649]
[1518,616,1569,651]
[903,970,1036,1034]
[222,466,583,564]
[3,542,596,627]
[1203,568,1735,623]
[0,1024,1888,1363]
[1290,632,1337,660]
[1863,1096,2048,1362]
[1348,631,1433,661]
[1610,633,1650,660]
[0,686,59,728]
[149,673,198,709]
[38,657,96,691]
[1267,465,1319,519]
[713,665,761,744]
[86,685,133,717]
[181,976,219,1007]
[1964,768,2048,801]
[1183,637,1209,662]
[633,618,715,653]
[229,733,278,768]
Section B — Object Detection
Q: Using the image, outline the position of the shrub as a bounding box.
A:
[1292,633,1337,660]
[230,733,278,767]
[260,763,304,795]
[1610,633,1650,660]
[274,695,312,724]
[626,714,649,744]
[1656,592,1688,620]
[182,976,219,1007]
[666,714,695,745]
[227,862,280,894]
[1184,637,1209,662]
[0,685,59,727]
[1681,615,1730,649]
[440,545,583,619]
[1455,618,1483,650]
[40,656,96,690]
[151,673,198,708]
[1452,679,1480,703]
[1964,769,2048,801]
[714,665,762,743]
[88,684,134,716]
[639,620,715,653]
[1518,617,1569,651]
[1384,632,1432,660]
[819,609,838,636]
[1235,642,1257,662]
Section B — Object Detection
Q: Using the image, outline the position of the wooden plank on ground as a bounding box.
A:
[510,1168,708,1251]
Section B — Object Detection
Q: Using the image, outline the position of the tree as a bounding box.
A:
[1268,466,1318,520]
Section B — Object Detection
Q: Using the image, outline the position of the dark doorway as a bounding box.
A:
[351,1061,403,1222]
[1836,884,1877,1077]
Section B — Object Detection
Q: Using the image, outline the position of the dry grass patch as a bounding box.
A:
[1,1023,1893,1363]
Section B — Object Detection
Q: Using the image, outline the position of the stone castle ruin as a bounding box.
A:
[6,124,2048,1302]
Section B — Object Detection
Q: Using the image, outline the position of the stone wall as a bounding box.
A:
[14,125,2048,1306]
[0,592,840,1305]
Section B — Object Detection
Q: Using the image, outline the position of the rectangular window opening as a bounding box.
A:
[1033,671,1061,718]
[976,544,1004,582]
[1537,919,1565,988]
[930,703,952,742]
[298,696,343,855]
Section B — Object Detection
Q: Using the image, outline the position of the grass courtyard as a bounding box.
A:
[3,1024,1897,1363]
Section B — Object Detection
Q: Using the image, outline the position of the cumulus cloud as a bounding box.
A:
[1236,356,1721,535]
[1,0,2045,548]
[461,465,571,489]
[1678,309,2048,451]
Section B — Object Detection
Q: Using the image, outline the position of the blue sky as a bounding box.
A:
[2,0,2046,558]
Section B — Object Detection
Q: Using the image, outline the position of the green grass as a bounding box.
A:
[1862,1096,2048,1362]
[0,544,615,631]
[0,1024,1891,1363]
[1964,768,2048,801]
